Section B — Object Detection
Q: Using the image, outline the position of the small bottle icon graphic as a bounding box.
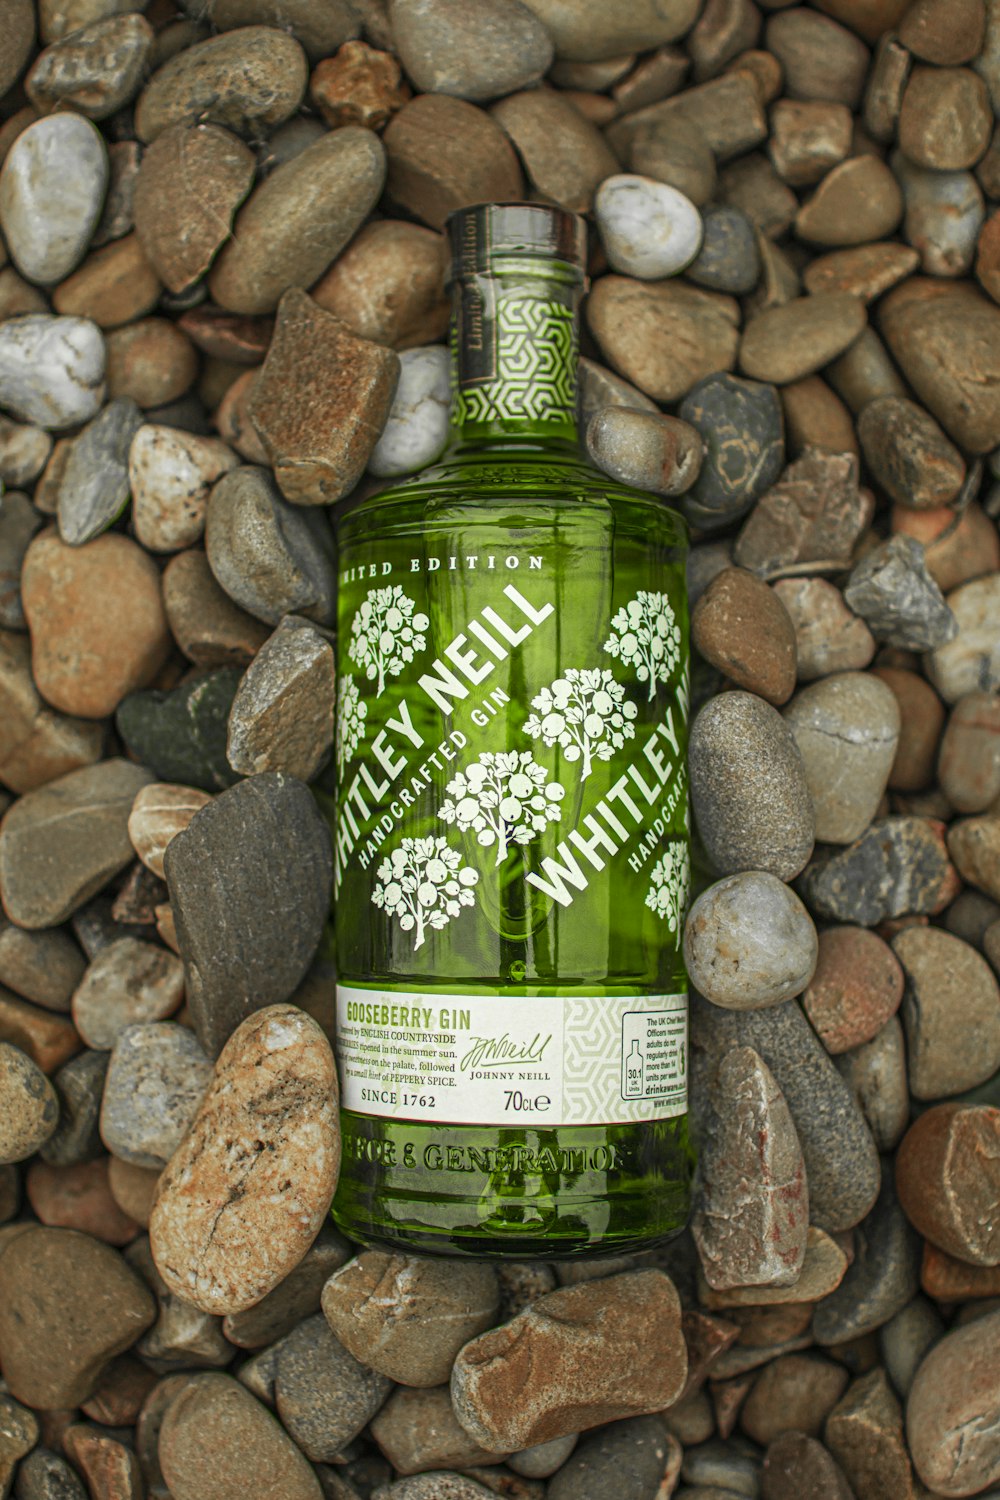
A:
[624,1037,644,1098]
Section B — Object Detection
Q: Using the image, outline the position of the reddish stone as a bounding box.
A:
[80,1354,160,1426]
[870,668,945,792]
[64,1423,144,1499]
[680,1307,742,1397]
[0,990,81,1073]
[177,308,273,365]
[26,1159,141,1246]
[801,926,904,1054]
[896,1104,1000,1267]
[921,1242,1000,1300]
[310,40,409,130]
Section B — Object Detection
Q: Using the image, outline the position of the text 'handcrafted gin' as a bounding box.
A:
[331,202,693,1258]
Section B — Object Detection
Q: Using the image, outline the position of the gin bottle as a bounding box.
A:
[332,202,692,1258]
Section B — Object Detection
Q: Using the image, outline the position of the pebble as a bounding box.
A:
[0,0,33,94]
[71,938,184,1050]
[906,1308,1000,1497]
[679,374,784,530]
[783,672,900,844]
[321,1251,500,1388]
[825,1368,915,1500]
[14,1446,89,1500]
[629,114,717,208]
[692,568,796,705]
[762,1431,854,1500]
[126,1235,232,1369]
[390,0,552,99]
[803,242,920,303]
[508,1434,578,1480]
[773,578,875,681]
[372,1478,497,1500]
[56,397,144,547]
[742,1354,849,1445]
[895,926,1000,1099]
[0,115,108,286]
[879,1295,945,1400]
[894,154,985,279]
[586,276,740,405]
[689,691,816,881]
[947,813,1000,904]
[858,397,966,512]
[0,1041,59,1164]
[116,667,241,793]
[693,1046,808,1290]
[27,1157,139,1245]
[451,1271,687,1451]
[311,219,449,350]
[594,175,702,280]
[135,26,306,141]
[734,448,872,578]
[208,128,386,316]
[0,1225,155,1408]
[739,293,867,385]
[205,465,337,626]
[844,535,957,652]
[0,315,106,431]
[163,774,332,1056]
[899,64,993,171]
[614,71,766,165]
[369,346,449,479]
[310,39,411,131]
[795,155,904,246]
[0,759,154,930]
[129,424,238,553]
[871,667,945,791]
[585,408,703,500]
[490,87,618,215]
[222,1223,350,1349]
[127,782,211,881]
[91,138,141,250]
[546,1416,678,1500]
[802,927,904,1055]
[899,0,986,62]
[40,1049,108,1167]
[275,1313,392,1461]
[0,990,81,1075]
[105,316,199,409]
[897,1103,1000,1268]
[383,94,524,231]
[100,1021,213,1168]
[938,691,1000,812]
[22,530,171,719]
[686,205,761,295]
[161,548,269,668]
[226,615,334,781]
[149,1005,338,1315]
[878,278,1000,454]
[692,993,881,1232]
[684,871,819,1010]
[681,1439,761,1494]
[0,420,51,489]
[0,493,44,632]
[370,1384,503,1475]
[159,1372,322,1500]
[0,916,84,1014]
[921,1242,1000,1300]
[801,815,958,926]
[719,150,799,242]
[25,13,151,117]
[925,574,1000,703]
[813,1170,920,1345]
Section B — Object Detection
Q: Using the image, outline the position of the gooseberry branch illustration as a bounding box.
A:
[524,668,639,780]
[438,751,565,865]
[645,843,691,934]
[371,837,479,951]
[335,674,366,780]
[348,586,429,697]
[604,591,682,701]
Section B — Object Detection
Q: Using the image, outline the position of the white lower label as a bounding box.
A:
[336,986,687,1126]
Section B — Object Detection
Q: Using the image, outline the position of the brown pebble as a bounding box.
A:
[26,1158,140,1246]
[383,92,523,230]
[898,65,993,171]
[811,0,910,44]
[765,9,870,108]
[0,628,105,794]
[762,1430,855,1500]
[248,288,399,506]
[108,1158,161,1230]
[0,991,81,1074]
[22,530,171,720]
[311,219,448,350]
[739,294,867,384]
[921,1241,1000,1299]
[132,122,256,294]
[976,207,1000,306]
[587,276,740,403]
[51,234,161,329]
[162,548,270,667]
[310,39,409,129]
[105,318,199,409]
[870,667,945,792]
[803,243,920,303]
[896,1102,1000,1267]
[64,1422,145,1499]
[825,1367,914,1500]
[780,377,858,459]
[742,1353,850,1446]
[490,86,619,214]
[937,692,1000,814]
[858,396,966,513]
[948,813,1000,903]
[176,309,272,367]
[692,567,797,705]
[907,1309,1000,1497]
[134,26,307,143]
[213,370,270,463]
[795,156,903,246]
[899,0,986,63]
[769,99,852,186]
[801,926,904,1055]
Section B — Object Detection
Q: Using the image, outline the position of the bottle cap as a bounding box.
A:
[446,202,587,280]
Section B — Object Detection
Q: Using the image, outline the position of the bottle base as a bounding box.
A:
[330,1206,691,1262]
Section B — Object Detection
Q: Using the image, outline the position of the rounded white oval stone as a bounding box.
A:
[129,424,239,552]
[368,345,451,478]
[0,315,106,430]
[0,114,109,285]
[595,173,703,281]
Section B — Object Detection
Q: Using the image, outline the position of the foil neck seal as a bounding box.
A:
[446,202,587,284]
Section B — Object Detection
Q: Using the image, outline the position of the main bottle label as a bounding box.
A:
[334,527,690,1129]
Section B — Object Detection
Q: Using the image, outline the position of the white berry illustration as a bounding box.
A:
[335,674,367,781]
[604,590,682,701]
[349,586,429,697]
[645,843,691,933]
[371,836,479,951]
[438,750,565,866]
[524,667,638,780]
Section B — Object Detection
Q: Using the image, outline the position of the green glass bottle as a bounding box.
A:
[331,203,692,1259]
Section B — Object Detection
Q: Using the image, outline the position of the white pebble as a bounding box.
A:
[0,114,108,285]
[368,346,451,478]
[595,173,703,281]
[0,315,106,430]
[129,424,239,552]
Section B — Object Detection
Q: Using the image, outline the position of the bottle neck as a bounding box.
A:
[448,264,582,450]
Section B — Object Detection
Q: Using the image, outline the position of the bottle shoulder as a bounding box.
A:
[336,448,689,548]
